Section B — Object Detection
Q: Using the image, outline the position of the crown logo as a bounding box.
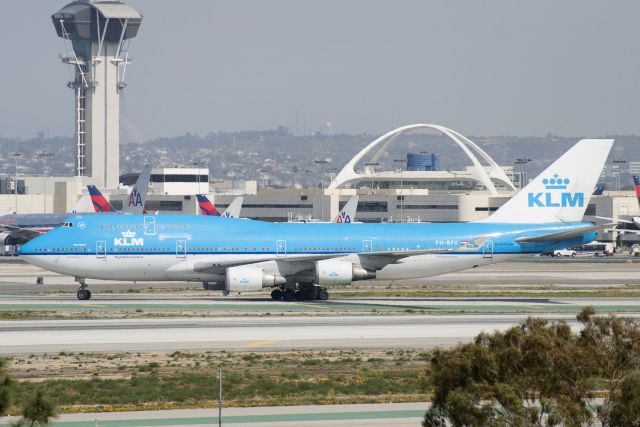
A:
[121,230,136,238]
[543,174,569,190]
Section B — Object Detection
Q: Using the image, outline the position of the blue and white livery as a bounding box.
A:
[19,139,614,301]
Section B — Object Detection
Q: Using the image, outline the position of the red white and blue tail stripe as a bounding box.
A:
[633,176,640,199]
[87,185,116,213]
[196,194,220,216]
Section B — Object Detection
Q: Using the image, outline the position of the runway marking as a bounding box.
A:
[244,339,278,348]
[300,303,330,309]
[79,304,107,308]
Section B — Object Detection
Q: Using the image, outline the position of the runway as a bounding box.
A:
[1,258,640,354]
[1,259,640,293]
[0,313,596,355]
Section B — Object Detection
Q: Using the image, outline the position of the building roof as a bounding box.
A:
[92,1,142,19]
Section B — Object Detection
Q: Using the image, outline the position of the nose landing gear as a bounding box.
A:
[75,277,92,300]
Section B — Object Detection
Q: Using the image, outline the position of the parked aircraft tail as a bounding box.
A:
[334,195,358,223]
[221,196,243,218]
[633,176,640,199]
[123,164,152,215]
[482,139,614,223]
[592,184,605,196]
[87,185,117,213]
[196,194,220,216]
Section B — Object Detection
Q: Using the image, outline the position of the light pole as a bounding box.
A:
[36,152,56,213]
[315,158,330,221]
[217,366,224,427]
[191,161,206,194]
[514,158,531,188]
[12,152,21,214]
[613,160,627,191]
[365,162,380,190]
[394,158,407,222]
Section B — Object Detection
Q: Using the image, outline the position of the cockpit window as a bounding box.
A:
[62,222,74,228]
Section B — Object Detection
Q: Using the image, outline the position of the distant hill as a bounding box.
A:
[1,129,638,189]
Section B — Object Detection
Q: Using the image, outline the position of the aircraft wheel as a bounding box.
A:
[294,290,306,301]
[77,290,88,300]
[306,286,318,300]
[317,288,329,301]
[86,290,92,300]
[283,289,296,301]
[271,289,283,300]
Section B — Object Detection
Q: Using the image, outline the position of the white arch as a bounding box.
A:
[328,124,516,194]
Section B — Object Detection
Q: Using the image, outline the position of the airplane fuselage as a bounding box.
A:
[19,214,596,283]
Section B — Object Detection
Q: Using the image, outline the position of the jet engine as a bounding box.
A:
[225,266,286,292]
[314,260,375,286]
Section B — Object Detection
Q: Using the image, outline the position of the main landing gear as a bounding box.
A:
[75,277,92,300]
[271,284,329,301]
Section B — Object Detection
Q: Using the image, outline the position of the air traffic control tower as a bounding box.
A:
[52,1,142,189]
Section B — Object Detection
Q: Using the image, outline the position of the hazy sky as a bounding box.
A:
[1,1,639,139]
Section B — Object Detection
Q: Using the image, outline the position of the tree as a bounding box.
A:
[0,358,13,416]
[423,308,640,427]
[14,390,57,427]
[577,307,640,426]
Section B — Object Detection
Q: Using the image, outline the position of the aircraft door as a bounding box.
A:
[483,240,494,259]
[362,240,372,252]
[277,240,286,257]
[144,216,156,235]
[176,240,187,258]
[96,240,106,259]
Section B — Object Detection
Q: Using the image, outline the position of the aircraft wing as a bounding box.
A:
[0,225,43,243]
[515,224,614,243]
[191,247,452,274]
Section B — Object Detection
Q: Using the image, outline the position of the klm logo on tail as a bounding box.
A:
[527,174,584,208]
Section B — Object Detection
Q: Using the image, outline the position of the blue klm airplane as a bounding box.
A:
[19,139,614,301]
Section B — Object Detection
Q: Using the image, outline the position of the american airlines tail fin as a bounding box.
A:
[482,139,614,223]
[87,185,117,213]
[592,184,605,196]
[334,195,359,223]
[222,196,244,218]
[123,164,152,214]
[196,194,220,216]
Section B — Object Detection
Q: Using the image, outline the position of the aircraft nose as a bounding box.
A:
[18,236,54,270]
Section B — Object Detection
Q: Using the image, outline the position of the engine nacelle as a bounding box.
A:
[225,266,286,292]
[314,260,376,286]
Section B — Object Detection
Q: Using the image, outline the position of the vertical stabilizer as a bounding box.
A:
[334,195,359,223]
[482,139,613,223]
[222,197,244,218]
[123,164,152,214]
[87,185,117,213]
[196,194,220,216]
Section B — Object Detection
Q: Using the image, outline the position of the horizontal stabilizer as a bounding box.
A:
[594,216,633,224]
[516,223,614,243]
